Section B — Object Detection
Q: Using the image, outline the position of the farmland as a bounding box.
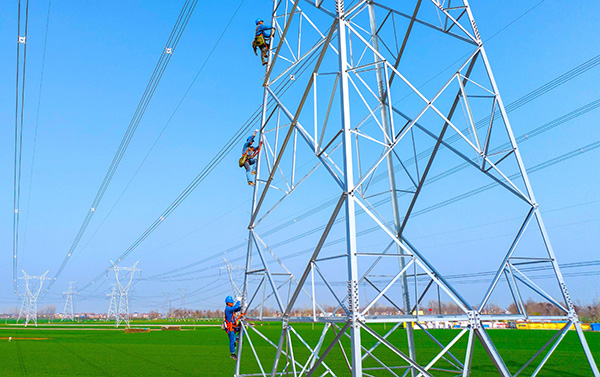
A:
[1,322,598,376]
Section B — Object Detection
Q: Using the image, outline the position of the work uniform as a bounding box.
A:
[255,23,273,64]
[224,301,242,354]
[242,135,257,183]
[256,23,273,41]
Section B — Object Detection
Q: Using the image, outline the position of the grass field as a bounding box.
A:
[1,321,598,376]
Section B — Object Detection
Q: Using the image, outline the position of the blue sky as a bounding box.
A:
[0,0,599,313]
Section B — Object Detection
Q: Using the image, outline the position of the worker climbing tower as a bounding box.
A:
[239,0,599,376]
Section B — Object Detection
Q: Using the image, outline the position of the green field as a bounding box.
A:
[1,322,598,376]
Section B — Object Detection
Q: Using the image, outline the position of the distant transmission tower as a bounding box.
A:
[106,285,118,322]
[176,287,188,310]
[17,294,27,323]
[237,0,600,376]
[18,270,49,327]
[220,258,245,299]
[110,261,140,328]
[61,282,77,321]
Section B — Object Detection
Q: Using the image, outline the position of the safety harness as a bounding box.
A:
[238,141,262,168]
[252,25,268,54]
[222,311,245,333]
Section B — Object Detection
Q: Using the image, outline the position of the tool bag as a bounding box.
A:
[252,34,266,52]
[238,154,248,168]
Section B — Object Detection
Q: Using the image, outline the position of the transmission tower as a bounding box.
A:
[17,294,27,323]
[220,258,245,299]
[176,287,188,310]
[61,282,77,321]
[237,1,599,376]
[18,270,49,327]
[110,261,140,328]
[106,285,118,322]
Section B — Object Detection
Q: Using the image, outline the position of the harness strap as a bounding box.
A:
[224,312,246,333]
[243,141,262,159]
[251,142,263,158]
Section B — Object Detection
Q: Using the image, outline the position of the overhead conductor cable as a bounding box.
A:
[13,0,31,293]
[46,0,199,293]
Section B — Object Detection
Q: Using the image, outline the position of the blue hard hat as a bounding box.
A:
[225,295,234,304]
[255,18,263,25]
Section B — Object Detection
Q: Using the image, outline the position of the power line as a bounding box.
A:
[78,24,333,291]
[148,136,600,283]
[150,54,600,280]
[68,0,248,264]
[78,106,263,292]
[21,0,52,270]
[277,140,600,263]
[84,26,598,300]
[133,260,600,310]
[144,94,600,282]
[483,1,546,42]
[389,0,548,106]
[46,0,200,293]
[108,2,560,307]
[13,0,31,293]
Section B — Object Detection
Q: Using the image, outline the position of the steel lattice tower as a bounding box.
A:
[18,270,49,327]
[17,294,28,324]
[106,284,118,322]
[62,282,77,321]
[110,261,139,328]
[237,0,599,376]
[221,257,245,299]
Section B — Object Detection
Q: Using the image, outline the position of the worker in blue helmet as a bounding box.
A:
[252,18,275,65]
[239,129,261,186]
[223,295,243,360]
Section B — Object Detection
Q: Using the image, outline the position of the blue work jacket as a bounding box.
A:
[243,135,255,154]
[225,301,241,323]
[256,23,273,38]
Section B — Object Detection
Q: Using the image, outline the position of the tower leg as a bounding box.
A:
[367,3,417,374]
[462,328,475,377]
[337,1,362,374]
[474,326,511,377]
[575,322,600,377]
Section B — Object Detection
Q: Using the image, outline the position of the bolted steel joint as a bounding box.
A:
[470,19,481,42]
[335,0,344,16]
[467,310,481,329]
[561,282,578,320]
[347,280,359,312]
